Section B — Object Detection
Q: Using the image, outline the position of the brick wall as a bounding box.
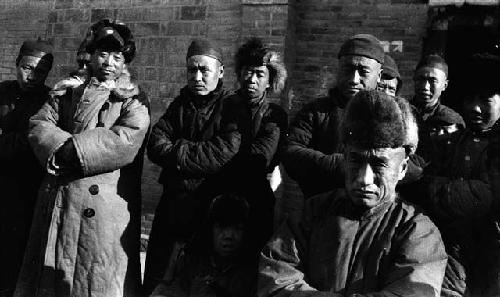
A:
[0,0,432,236]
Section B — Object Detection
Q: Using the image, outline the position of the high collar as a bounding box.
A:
[181,81,224,108]
[412,99,440,120]
[237,89,267,109]
[329,87,349,109]
[335,189,395,221]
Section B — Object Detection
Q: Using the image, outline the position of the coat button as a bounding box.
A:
[83,208,95,218]
[89,185,99,195]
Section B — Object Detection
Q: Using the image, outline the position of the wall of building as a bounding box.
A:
[0,0,430,236]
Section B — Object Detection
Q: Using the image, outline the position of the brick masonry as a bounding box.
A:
[0,0,431,236]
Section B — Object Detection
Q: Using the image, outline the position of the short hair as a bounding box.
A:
[415,54,448,77]
[235,37,287,94]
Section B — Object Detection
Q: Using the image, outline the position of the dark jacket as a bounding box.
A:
[144,83,239,295]
[282,88,345,198]
[0,80,49,295]
[258,189,447,297]
[412,102,465,163]
[196,91,288,255]
[421,128,492,296]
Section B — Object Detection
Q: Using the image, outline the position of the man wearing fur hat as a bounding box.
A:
[144,38,239,296]
[282,34,384,198]
[0,39,53,297]
[417,53,500,296]
[15,19,150,297]
[378,54,402,97]
[198,37,288,258]
[259,90,447,297]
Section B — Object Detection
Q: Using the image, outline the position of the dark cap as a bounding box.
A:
[19,39,53,58]
[186,38,223,63]
[382,54,402,91]
[416,54,448,77]
[341,90,418,153]
[338,34,385,64]
[460,53,500,95]
[93,26,125,50]
[209,193,250,227]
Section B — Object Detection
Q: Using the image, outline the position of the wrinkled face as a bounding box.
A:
[338,55,382,103]
[90,49,126,82]
[16,55,51,91]
[345,145,407,209]
[463,91,500,132]
[413,67,448,110]
[378,77,398,97]
[212,223,244,258]
[239,65,270,101]
[186,55,224,96]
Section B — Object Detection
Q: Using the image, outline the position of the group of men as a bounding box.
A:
[0,18,500,297]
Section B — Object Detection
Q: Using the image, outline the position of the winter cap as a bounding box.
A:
[17,39,54,66]
[338,34,385,64]
[78,19,136,63]
[341,90,418,154]
[186,38,223,63]
[235,37,287,94]
[416,54,448,77]
[382,54,402,92]
[459,53,500,96]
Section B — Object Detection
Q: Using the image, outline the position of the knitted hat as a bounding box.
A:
[338,34,385,64]
[186,38,223,63]
[235,37,287,94]
[341,90,418,154]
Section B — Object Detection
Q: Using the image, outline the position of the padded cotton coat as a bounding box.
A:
[14,73,150,297]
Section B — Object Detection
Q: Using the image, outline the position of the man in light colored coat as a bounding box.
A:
[15,19,150,297]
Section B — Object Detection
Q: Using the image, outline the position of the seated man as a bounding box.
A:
[151,193,257,297]
[259,90,447,297]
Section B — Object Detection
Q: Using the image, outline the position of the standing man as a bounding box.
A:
[144,39,239,296]
[15,19,150,297]
[282,34,384,198]
[378,54,402,97]
[0,39,53,297]
[203,37,288,253]
[259,90,447,297]
[411,54,464,161]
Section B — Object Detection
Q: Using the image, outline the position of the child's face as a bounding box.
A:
[212,223,244,258]
[464,91,500,132]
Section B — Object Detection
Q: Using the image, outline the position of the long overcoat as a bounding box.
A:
[14,73,150,297]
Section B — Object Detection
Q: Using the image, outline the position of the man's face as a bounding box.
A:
[90,49,126,82]
[345,145,407,209]
[239,65,270,101]
[337,55,382,102]
[212,222,244,258]
[413,66,448,110]
[16,55,51,91]
[186,55,223,96]
[377,77,398,97]
[463,91,500,132]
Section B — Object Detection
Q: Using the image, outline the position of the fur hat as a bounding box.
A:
[235,37,287,94]
[77,19,136,64]
[340,90,418,154]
